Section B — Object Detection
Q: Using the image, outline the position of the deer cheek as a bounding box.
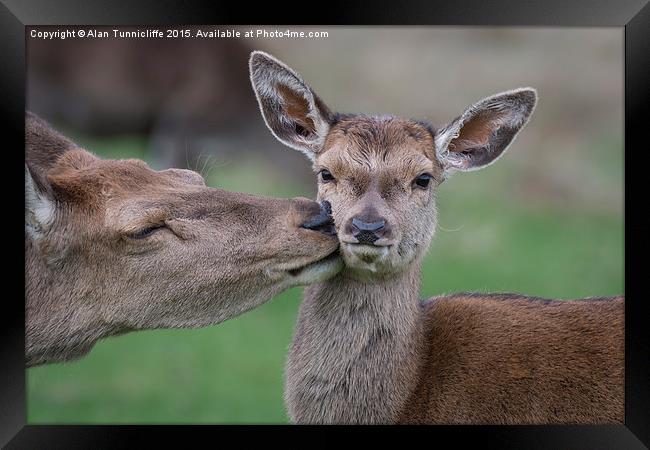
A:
[317,182,337,199]
[410,189,432,208]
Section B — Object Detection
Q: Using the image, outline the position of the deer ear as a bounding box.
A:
[25,111,67,237]
[25,111,95,237]
[249,51,333,161]
[26,163,55,238]
[435,88,537,178]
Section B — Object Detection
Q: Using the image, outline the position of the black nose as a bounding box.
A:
[351,218,385,232]
[300,201,336,235]
[350,217,386,245]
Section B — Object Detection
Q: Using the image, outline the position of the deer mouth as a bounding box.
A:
[282,249,343,284]
[339,242,393,272]
[343,242,391,256]
[287,250,340,275]
[340,236,393,248]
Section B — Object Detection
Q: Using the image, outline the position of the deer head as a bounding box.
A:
[25,111,342,365]
[250,51,536,279]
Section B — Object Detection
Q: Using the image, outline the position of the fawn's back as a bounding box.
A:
[399,293,624,424]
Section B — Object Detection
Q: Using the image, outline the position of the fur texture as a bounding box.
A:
[25,111,342,366]
[399,293,623,424]
[248,52,624,424]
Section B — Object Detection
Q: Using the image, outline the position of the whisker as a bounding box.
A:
[437,223,464,232]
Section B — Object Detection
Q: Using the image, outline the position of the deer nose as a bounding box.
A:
[349,217,387,245]
[299,201,336,236]
[352,218,385,232]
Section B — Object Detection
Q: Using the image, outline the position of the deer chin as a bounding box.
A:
[341,243,393,276]
[269,249,343,286]
[290,252,344,285]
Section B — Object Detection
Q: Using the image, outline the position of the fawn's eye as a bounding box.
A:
[413,174,433,189]
[319,169,335,183]
[294,123,310,138]
[127,224,165,240]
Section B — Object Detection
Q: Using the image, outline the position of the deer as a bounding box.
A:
[249,51,624,424]
[27,32,308,180]
[25,111,342,367]
[27,34,259,170]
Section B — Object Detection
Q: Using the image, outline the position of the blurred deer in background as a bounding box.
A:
[249,51,624,424]
[28,32,306,178]
[26,111,342,367]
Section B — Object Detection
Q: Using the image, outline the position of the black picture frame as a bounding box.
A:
[2,1,648,447]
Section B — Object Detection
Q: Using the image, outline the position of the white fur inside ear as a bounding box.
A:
[434,125,460,164]
[435,87,537,179]
[249,51,330,161]
[271,74,329,159]
[26,165,55,237]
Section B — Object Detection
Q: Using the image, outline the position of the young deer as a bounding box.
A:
[249,52,624,424]
[25,111,342,366]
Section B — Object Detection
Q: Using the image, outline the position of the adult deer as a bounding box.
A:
[25,111,342,367]
[27,35,258,171]
[249,51,624,424]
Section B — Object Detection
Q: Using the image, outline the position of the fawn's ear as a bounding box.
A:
[249,51,333,161]
[435,88,537,178]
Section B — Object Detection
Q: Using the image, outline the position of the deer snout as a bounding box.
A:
[297,200,336,236]
[345,213,391,245]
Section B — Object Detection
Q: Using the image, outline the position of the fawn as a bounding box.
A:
[249,51,624,424]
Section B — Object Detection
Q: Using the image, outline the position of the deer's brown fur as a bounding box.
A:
[249,51,624,424]
[400,293,624,424]
[25,111,342,366]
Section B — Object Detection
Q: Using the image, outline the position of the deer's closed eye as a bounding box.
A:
[126,223,166,240]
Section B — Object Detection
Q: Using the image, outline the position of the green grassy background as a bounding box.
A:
[26,26,623,424]
[27,131,623,424]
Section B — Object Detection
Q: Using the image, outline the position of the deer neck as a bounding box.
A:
[286,262,424,424]
[25,236,112,366]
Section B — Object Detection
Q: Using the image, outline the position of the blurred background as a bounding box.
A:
[27,26,623,423]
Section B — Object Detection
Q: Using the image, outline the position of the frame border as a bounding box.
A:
[2,1,648,447]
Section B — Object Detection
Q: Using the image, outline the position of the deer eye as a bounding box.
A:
[294,123,310,138]
[127,224,165,239]
[413,174,433,189]
[319,169,335,183]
